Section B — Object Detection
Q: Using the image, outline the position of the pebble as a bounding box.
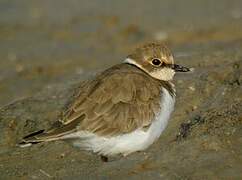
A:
[15,64,24,73]
[192,106,197,111]
[189,86,195,91]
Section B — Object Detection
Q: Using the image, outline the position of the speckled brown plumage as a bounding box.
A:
[58,63,175,136]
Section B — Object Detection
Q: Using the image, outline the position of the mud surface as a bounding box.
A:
[0,0,242,179]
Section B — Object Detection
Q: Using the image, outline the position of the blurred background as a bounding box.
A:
[0,0,242,106]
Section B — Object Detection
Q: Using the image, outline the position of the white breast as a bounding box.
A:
[70,87,175,156]
[146,87,175,143]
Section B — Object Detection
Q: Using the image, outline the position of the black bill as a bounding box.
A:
[170,64,190,72]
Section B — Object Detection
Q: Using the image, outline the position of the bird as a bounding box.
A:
[19,42,191,162]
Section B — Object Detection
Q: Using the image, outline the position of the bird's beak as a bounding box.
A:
[169,64,190,72]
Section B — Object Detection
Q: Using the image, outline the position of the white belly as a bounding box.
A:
[70,87,175,156]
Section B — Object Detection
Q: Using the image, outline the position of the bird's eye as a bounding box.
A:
[151,58,162,66]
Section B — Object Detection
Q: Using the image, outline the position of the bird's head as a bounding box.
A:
[124,43,190,81]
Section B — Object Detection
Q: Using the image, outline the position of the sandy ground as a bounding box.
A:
[0,0,242,179]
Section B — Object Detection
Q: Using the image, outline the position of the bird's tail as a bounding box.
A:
[19,130,67,147]
[18,119,81,147]
[19,129,48,147]
[18,129,71,147]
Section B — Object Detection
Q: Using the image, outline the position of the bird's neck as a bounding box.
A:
[160,81,176,98]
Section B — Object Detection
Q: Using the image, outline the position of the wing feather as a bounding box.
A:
[59,64,164,136]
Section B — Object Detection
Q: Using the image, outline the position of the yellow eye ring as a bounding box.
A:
[151,58,162,66]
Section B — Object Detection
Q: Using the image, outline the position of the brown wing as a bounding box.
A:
[59,64,163,136]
